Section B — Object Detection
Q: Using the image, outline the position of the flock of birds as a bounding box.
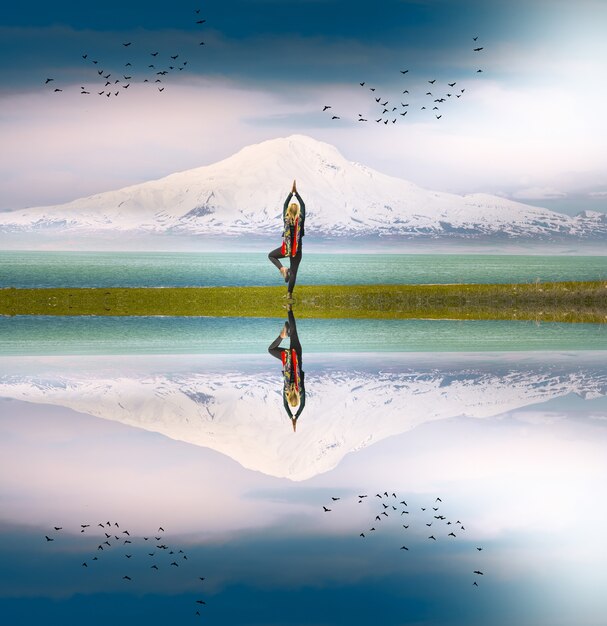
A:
[44,522,209,617]
[43,9,209,97]
[322,37,485,125]
[322,492,486,587]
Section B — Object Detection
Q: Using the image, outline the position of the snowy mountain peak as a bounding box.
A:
[1,134,606,244]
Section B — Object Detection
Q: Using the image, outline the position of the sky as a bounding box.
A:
[1,0,607,215]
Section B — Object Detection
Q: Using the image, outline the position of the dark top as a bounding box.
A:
[268,309,306,420]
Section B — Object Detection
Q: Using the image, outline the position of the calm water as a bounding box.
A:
[1,346,607,625]
[1,251,606,287]
[0,316,605,355]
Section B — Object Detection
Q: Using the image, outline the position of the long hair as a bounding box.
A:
[286,385,300,407]
[286,202,300,225]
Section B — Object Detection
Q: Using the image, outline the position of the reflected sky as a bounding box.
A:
[1,347,607,625]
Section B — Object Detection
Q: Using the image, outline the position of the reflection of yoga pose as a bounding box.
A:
[268,180,305,298]
[268,307,306,431]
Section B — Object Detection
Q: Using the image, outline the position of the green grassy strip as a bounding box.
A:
[1,282,606,323]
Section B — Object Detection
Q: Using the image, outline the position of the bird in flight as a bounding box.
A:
[428,79,436,84]
[331,116,340,120]
[123,575,132,581]
[359,82,365,86]
[476,547,483,551]
[45,78,54,84]
[323,506,331,512]
[448,532,456,537]
[53,527,62,531]
[473,570,484,575]
[473,47,484,52]
[45,535,54,541]
[400,70,408,74]
[428,535,436,540]
[331,497,340,501]
[400,546,409,550]
[473,581,478,586]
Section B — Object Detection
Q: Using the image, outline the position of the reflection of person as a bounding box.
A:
[268,307,306,431]
[268,180,306,299]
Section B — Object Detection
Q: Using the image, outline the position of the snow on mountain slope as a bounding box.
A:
[1,135,605,241]
[1,362,605,480]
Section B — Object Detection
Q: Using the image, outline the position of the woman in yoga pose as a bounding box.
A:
[268,180,305,299]
[268,306,305,431]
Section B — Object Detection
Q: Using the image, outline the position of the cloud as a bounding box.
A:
[588,191,607,198]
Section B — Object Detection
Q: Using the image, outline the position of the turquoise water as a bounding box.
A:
[1,251,606,287]
[0,316,605,355]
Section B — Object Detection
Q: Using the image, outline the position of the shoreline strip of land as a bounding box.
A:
[1,282,606,323]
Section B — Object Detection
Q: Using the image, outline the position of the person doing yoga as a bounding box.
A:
[268,180,305,299]
[268,307,306,431]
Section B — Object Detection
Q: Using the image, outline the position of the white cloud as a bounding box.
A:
[588,191,607,198]
[1,72,607,210]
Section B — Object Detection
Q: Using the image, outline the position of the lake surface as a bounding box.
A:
[1,316,606,355]
[1,340,607,626]
[1,310,607,625]
[1,251,606,287]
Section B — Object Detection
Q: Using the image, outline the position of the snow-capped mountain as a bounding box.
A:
[1,135,606,242]
[1,360,605,481]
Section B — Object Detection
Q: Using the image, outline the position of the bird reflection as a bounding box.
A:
[268,306,306,431]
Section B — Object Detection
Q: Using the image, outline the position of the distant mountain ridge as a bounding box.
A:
[1,135,606,244]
